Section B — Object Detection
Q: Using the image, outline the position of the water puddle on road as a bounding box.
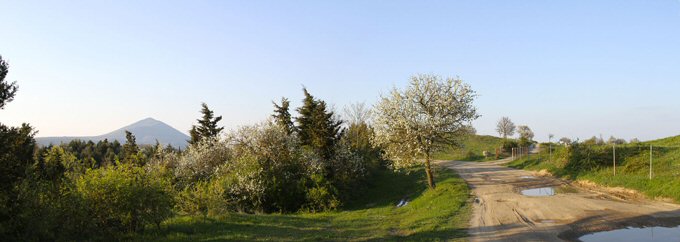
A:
[519,175,535,179]
[520,187,555,196]
[579,226,680,242]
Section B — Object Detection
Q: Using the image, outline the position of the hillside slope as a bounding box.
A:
[433,135,505,161]
[508,134,680,202]
[36,118,190,148]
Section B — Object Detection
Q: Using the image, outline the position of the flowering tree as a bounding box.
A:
[372,74,479,189]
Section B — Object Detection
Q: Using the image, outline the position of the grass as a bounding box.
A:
[508,137,680,202]
[432,135,505,161]
[130,166,472,241]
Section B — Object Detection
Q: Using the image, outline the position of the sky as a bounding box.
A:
[1,0,679,142]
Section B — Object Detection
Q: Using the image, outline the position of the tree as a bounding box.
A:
[517,125,534,140]
[295,88,343,159]
[0,56,37,239]
[343,102,373,125]
[122,130,141,165]
[189,103,224,144]
[272,97,295,135]
[496,117,515,139]
[373,74,479,189]
[0,55,18,109]
[559,137,572,145]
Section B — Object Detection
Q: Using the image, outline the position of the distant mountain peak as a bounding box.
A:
[36,118,190,148]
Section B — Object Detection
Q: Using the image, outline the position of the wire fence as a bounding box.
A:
[508,143,680,180]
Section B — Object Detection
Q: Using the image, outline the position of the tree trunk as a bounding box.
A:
[425,153,436,189]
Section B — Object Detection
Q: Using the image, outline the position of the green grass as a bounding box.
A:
[433,135,505,161]
[130,166,472,241]
[508,137,680,202]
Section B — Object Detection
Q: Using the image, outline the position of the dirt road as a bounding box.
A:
[439,159,680,241]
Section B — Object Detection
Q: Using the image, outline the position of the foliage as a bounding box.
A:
[559,137,572,145]
[272,97,295,135]
[132,166,471,241]
[76,163,174,233]
[295,88,344,160]
[0,55,18,109]
[0,123,37,239]
[432,135,506,161]
[174,137,231,188]
[372,74,479,188]
[189,103,224,145]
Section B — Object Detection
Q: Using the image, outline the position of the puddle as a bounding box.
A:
[579,226,680,242]
[521,187,555,196]
[519,176,535,179]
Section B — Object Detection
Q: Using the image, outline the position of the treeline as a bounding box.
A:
[0,53,383,241]
[35,138,180,169]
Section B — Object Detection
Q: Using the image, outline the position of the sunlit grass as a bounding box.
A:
[131,166,471,241]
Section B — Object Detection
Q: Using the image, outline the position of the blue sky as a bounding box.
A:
[1,1,679,141]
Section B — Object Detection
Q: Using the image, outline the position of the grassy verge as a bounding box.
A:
[433,135,505,161]
[131,166,472,241]
[508,141,680,202]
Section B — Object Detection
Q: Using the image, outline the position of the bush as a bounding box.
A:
[502,140,518,152]
[175,180,227,217]
[76,163,174,233]
[174,137,231,188]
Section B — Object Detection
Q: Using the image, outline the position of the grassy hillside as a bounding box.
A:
[131,166,471,241]
[508,135,680,202]
[433,135,505,161]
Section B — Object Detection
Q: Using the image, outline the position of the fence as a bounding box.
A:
[509,143,680,180]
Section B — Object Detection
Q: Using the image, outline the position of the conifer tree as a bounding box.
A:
[272,97,295,135]
[0,55,18,109]
[189,103,224,144]
[295,88,343,159]
[122,130,140,165]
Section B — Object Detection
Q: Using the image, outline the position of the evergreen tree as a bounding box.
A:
[295,88,343,159]
[122,130,140,165]
[296,89,317,147]
[0,55,37,239]
[189,103,224,144]
[0,55,18,109]
[272,97,295,135]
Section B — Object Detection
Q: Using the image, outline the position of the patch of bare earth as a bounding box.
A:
[438,159,680,241]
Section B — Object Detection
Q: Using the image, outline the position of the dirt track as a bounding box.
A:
[439,159,680,241]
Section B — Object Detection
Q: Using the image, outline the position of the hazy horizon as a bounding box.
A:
[2,1,680,142]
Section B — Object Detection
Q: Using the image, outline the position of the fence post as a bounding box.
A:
[613,144,616,176]
[649,144,653,180]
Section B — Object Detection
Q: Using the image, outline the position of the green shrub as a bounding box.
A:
[76,163,174,233]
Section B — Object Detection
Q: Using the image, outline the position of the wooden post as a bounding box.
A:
[613,144,616,176]
[649,145,653,180]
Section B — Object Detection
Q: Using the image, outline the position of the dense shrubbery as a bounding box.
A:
[76,163,174,233]
[0,54,383,240]
[172,121,372,215]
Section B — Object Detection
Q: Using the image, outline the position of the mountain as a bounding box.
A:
[36,118,190,149]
